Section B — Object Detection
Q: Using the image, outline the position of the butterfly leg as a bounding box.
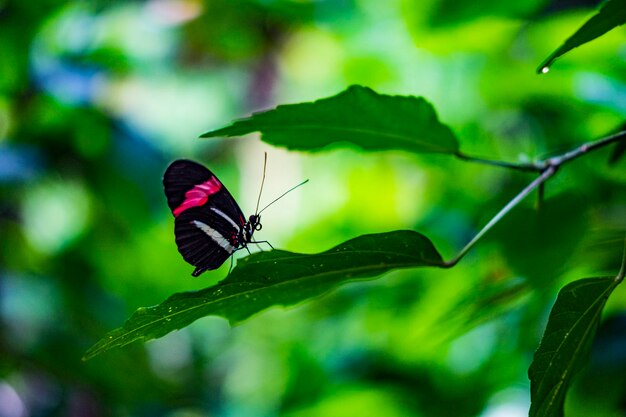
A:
[251,240,274,251]
[227,246,249,274]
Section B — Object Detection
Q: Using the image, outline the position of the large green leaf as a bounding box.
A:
[528,277,618,417]
[83,230,443,360]
[201,85,459,154]
[537,0,626,73]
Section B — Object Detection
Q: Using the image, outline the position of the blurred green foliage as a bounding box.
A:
[0,0,625,416]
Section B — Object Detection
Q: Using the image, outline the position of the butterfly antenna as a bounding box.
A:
[255,152,268,215]
[258,179,309,215]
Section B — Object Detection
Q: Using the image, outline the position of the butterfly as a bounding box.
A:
[163,156,307,276]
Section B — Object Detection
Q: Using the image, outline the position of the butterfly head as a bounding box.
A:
[250,214,262,230]
[244,214,262,242]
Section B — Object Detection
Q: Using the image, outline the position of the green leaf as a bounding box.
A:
[528,277,617,417]
[83,230,443,360]
[201,85,459,154]
[537,0,626,73]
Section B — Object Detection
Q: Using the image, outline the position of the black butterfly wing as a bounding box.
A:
[174,207,239,276]
[163,159,215,212]
[163,160,247,276]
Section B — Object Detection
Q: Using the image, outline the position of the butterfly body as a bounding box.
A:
[163,160,262,276]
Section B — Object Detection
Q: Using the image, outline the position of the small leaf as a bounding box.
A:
[201,85,459,154]
[537,0,626,73]
[528,277,617,417]
[83,230,443,360]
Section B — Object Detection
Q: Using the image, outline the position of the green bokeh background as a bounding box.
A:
[1,1,625,416]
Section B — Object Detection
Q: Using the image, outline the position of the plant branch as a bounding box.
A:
[442,166,557,267]
[454,151,543,172]
[454,130,626,172]
[439,129,626,267]
[548,130,626,167]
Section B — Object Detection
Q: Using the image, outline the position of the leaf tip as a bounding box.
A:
[536,58,553,74]
[81,348,98,362]
[199,130,218,138]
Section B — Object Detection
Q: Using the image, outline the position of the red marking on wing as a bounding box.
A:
[173,176,222,217]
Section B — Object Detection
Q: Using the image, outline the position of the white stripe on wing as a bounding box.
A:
[210,207,241,232]
[192,220,235,253]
